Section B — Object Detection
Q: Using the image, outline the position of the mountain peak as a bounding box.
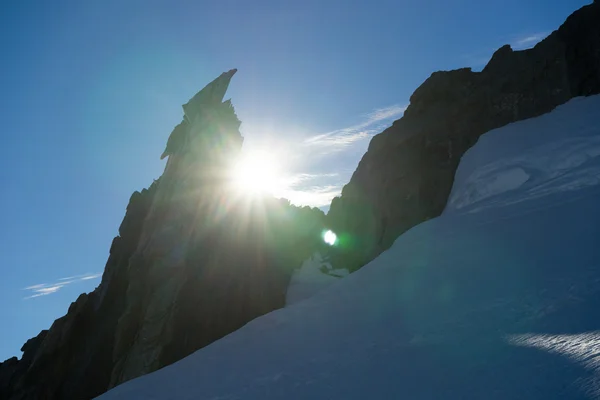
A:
[161,68,240,160]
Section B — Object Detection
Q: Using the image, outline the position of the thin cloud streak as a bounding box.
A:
[81,274,101,280]
[27,286,63,299]
[24,283,47,290]
[511,31,550,50]
[23,273,102,299]
[58,272,101,281]
[303,104,406,152]
[275,105,407,207]
[253,104,405,208]
[282,173,339,187]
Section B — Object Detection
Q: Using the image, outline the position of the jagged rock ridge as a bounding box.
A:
[327,1,600,271]
[0,70,325,399]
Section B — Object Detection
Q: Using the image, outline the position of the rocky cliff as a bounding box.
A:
[0,70,325,399]
[327,1,600,271]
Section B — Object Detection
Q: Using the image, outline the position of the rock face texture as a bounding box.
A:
[0,71,324,399]
[327,2,600,271]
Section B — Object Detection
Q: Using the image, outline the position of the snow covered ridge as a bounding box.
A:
[99,95,600,399]
[448,96,600,214]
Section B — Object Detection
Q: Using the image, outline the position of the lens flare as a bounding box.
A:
[323,230,337,246]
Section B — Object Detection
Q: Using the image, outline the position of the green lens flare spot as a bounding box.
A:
[323,230,337,246]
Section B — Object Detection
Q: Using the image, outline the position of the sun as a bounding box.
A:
[231,151,283,195]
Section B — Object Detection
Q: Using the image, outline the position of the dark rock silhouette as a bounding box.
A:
[161,69,239,160]
[0,71,325,399]
[327,1,600,271]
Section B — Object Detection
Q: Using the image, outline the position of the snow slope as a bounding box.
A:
[99,95,600,400]
[285,252,349,306]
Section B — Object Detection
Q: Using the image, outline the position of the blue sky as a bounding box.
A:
[0,0,590,361]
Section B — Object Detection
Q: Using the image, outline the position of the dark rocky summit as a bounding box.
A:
[327,1,600,271]
[0,71,324,399]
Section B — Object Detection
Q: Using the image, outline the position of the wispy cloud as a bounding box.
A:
[80,274,101,280]
[275,173,343,208]
[241,104,406,209]
[23,273,102,299]
[303,105,406,153]
[511,31,549,50]
[282,173,339,187]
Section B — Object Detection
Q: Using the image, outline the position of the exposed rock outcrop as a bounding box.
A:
[327,1,600,271]
[0,71,325,399]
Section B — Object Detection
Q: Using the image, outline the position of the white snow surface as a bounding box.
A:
[285,253,348,306]
[99,95,600,400]
[447,96,600,213]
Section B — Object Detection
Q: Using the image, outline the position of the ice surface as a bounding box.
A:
[448,96,600,213]
[99,95,600,400]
